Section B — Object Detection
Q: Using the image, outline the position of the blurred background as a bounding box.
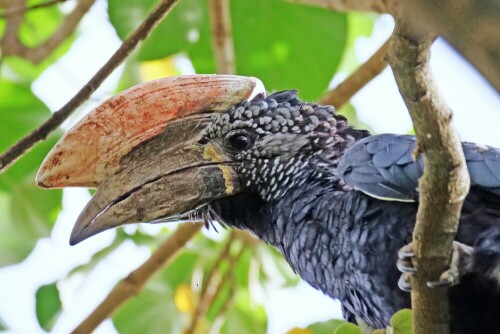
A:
[0,0,498,333]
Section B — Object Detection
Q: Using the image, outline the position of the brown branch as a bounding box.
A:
[401,0,500,92]
[0,0,182,174]
[0,0,67,19]
[319,37,390,109]
[208,0,235,74]
[285,0,396,14]
[185,233,234,334]
[1,0,25,53]
[0,0,95,63]
[386,16,470,334]
[71,223,203,334]
[185,232,249,334]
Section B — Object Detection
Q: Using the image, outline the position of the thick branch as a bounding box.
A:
[1,0,25,53]
[72,223,203,334]
[387,18,470,334]
[319,37,390,109]
[1,0,95,63]
[208,0,235,74]
[285,0,395,14]
[0,0,67,19]
[402,0,500,92]
[0,0,181,173]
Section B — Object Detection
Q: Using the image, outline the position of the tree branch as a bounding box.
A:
[319,37,390,109]
[0,0,181,174]
[186,232,246,334]
[402,0,500,92]
[208,0,235,74]
[0,0,95,63]
[185,232,233,334]
[386,16,470,334]
[0,0,67,19]
[71,223,203,334]
[285,0,396,14]
[1,0,25,54]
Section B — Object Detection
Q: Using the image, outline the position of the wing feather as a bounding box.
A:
[338,134,500,201]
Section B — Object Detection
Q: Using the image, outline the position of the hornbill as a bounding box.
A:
[37,75,500,332]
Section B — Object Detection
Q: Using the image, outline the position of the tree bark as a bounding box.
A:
[387,17,470,334]
[402,0,500,92]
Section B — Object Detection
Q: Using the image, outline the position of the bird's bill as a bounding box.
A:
[35,75,265,244]
[36,75,264,188]
[69,114,243,245]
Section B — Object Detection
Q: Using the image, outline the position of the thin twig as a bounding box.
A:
[319,37,390,109]
[387,16,469,334]
[186,235,247,334]
[185,233,234,334]
[71,223,203,334]
[209,245,244,316]
[208,0,235,74]
[0,0,67,18]
[0,0,181,173]
[0,0,95,63]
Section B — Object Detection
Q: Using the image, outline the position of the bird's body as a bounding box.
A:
[38,76,500,333]
[204,90,500,332]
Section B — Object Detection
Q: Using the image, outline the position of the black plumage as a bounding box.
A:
[200,90,500,332]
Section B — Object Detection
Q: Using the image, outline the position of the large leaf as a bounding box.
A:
[220,290,267,334]
[390,309,413,334]
[108,0,210,61]
[230,0,347,100]
[0,314,7,331]
[35,283,62,331]
[113,250,200,333]
[307,319,350,334]
[0,81,62,266]
[108,0,347,100]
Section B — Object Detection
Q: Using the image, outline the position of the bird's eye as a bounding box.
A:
[226,131,254,151]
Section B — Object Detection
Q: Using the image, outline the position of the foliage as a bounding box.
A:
[109,0,350,100]
[0,81,62,265]
[0,0,382,333]
[35,283,62,331]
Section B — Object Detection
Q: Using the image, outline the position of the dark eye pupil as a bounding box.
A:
[231,134,251,150]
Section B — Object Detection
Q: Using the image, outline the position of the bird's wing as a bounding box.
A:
[338,134,500,202]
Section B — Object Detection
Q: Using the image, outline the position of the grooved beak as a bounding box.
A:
[36,75,265,244]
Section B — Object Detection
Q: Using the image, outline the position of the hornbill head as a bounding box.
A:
[37,75,362,245]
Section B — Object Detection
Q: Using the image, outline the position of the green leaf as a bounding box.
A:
[113,282,186,334]
[35,283,62,331]
[308,319,350,334]
[336,13,376,73]
[257,244,300,287]
[230,0,347,100]
[333,322,362,334]
[390,309,413,334]
[0,81,62,265]
[220,290,267,334]
[0,81,49,151]
[158,250,200,287]
[233,247,252,288]
[108,0,347,100]
[113,248,206,333]
[108,0,210,61]
[0,314,7,331]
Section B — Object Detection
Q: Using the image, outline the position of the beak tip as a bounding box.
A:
[69,228,86,246]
